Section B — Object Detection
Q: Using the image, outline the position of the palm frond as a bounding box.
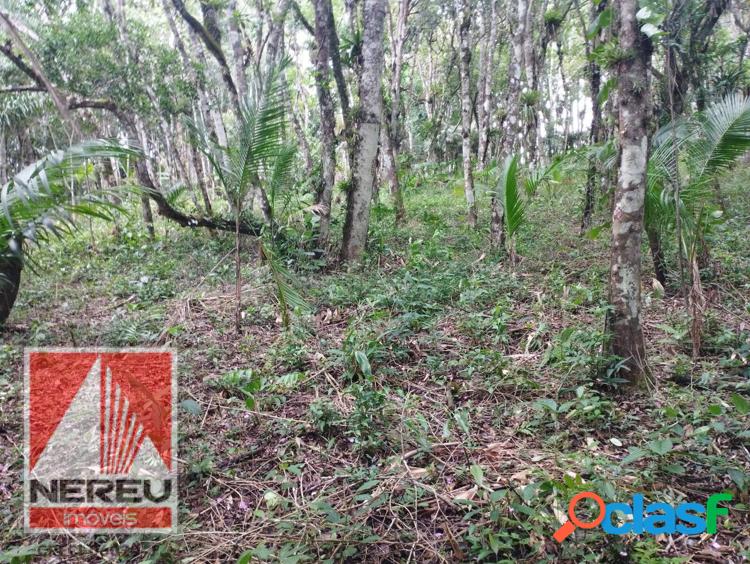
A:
[231,66,288,201]
[261,241,311,328]
[524,155,566,197]
[1,140,140,261]
[690,92,750,184]
[497,154,524,242]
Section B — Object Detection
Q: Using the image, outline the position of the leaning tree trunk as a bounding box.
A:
[0,254,21,325]
[607,0,652,385]
[458,0,477,228]
[340,0,387,261]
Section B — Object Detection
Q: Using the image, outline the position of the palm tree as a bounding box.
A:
[193,66,306,333]
[647,92,750,354]
[491,154,565,264]
[1,140,139,324]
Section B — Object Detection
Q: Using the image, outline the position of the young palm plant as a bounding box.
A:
[491,154,565,264]
[647,92,750,355]
[194,67,307,333]
[1,140,140,324]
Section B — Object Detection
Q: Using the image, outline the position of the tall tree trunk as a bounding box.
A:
[607,0,652,384]
[0,254,21,325]
[580,0,606,232]
[458,0,477,228]
[226,0,248,101]
[647,225,667,288]
[477,0,497,168]
[263,0,292,75]
[503,0,528,157]
[380,119,404,221]
[171,0,241,116]
[341,0,387,261]
[383,0,409,222]
[312,0,338,250]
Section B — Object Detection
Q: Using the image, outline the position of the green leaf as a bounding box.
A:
[731,393,750,414]
[728,468,746,490]
[647,438,673,456]
[180,399,202,416]
[621,447,647,465]
[356,480,380,494]
[535,398,558,412]
[470,464,485,487]
[597,77,617,107]
[586,7,612,39]
[354,351,372,378]
[454,408,471,435]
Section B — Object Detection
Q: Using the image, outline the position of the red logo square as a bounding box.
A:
[24,349,177,533]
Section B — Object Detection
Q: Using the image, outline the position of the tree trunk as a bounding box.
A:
[647,225,667,289]
[341,0,387,261]
[384,0,409,222]
[458,0,477,228]
[477,0,497,168]
[0,254,21,325]
[490,196,504,249]
[171,0,240,116]
[380,119,404,222]
[226,0,248,101]
[580,0,606,232]
[503,0,528,157]
[312,0,338,250]
[607,0,652,384]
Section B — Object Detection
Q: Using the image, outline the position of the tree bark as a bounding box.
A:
[607,0,652,384]
[341,0,387,261]
[312,0,338,250]
[503,0,528,157]
[458,0,477,228]
[226,0,248,101]
[384,0,409,222]
[0,254,21,325]
[477,0,497,168]
[171,0,240,116]
[580,0,606,232]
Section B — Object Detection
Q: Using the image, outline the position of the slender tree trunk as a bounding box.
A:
[384,0,409,222]
[380,119,404,221]
[0,254,21,325]
[341,0,387,261]
[647,225,667,288]
[235,208,242,334]
[477,0,497,168]
[490,196,504,249]
[607,0,652,384]
[503,0,528,157]
[171,0,241,117]
[0,128,6,185]
[312,0,338,250]
[580,0,606,232]
[458,0,477,228]
[226,0,248,101]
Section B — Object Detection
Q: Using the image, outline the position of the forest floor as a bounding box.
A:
[1,165,749,563]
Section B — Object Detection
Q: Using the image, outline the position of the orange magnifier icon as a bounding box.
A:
[553,492,606,542]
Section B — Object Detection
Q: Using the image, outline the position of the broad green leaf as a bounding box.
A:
[731,393,750,414]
